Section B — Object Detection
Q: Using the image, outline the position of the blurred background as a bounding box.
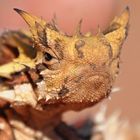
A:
[0,0,139,124]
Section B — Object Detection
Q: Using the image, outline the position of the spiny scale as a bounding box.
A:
[0,8,129,140]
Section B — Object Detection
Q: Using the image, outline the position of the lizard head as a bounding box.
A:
[14,8,129,106]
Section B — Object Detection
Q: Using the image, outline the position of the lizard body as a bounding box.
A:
[0,8,129,140]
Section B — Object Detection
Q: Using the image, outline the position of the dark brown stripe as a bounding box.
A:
[58,86,69,96]
[54,39,64,60]
[1,67,43,89]
[75,40,85,58]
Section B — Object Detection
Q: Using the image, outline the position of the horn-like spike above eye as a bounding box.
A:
[104,6,130,35]
[14,8,48,50]
[104,7,130,58]
[14,8,46,28]
[14,8,47,38]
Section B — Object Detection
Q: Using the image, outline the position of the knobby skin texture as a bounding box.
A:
[0,8,129,140]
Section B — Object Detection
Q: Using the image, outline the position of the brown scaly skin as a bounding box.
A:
[0,8,129,140]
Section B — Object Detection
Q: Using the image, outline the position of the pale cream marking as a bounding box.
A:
[14,83,37,106]
[0,90,15,101]
[10,120,50,140]
[36,80,62,101]
[0,83,37,107]
[112,87,120,93]
[0,122,6,130]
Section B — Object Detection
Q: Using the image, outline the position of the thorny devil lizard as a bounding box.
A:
[0,7,129,140]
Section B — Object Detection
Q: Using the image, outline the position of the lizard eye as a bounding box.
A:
[44,52,53,61]
[43,51,60,70]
